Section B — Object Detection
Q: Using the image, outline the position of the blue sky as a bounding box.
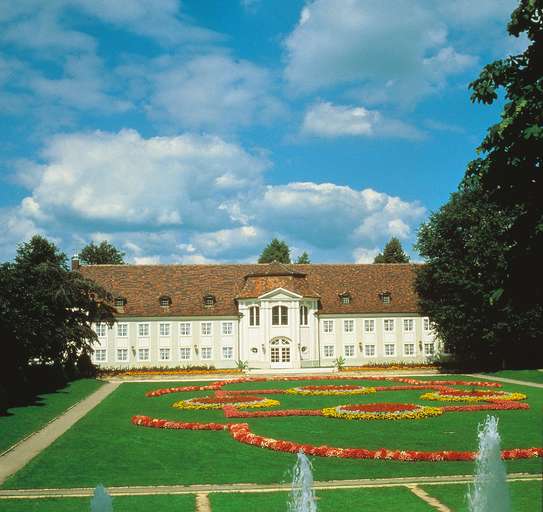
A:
[0,0,522,264]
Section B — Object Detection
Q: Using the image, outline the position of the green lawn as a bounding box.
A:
[0,494,195,512]
[3,376,542,489]
[211,487,433,511]
[0,379,104,453]
[420,479,542,512]
[484,369,543,384]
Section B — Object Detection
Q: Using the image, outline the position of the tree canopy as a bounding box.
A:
[0,236,115,410]
[465,0,542,303]
[258,238,291,263]
[373,238,410,263]
[415,0,543,369]
[79,241,125,265]
[296,251,311,264]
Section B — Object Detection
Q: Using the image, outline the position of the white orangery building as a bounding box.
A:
[77,261,440,369]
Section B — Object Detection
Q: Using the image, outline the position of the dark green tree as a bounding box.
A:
[466,0,543,304]
[79,241,125,265]
[296,251,311,264]
[415,186,540,369]
[258,238,291,263]
[373,237,410,263]
[0,236,115,409]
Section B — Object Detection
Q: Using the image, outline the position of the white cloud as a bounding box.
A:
[284,0,478,105]
[17,129,268,229]
[4,129,427,263]
[353,247,380,263]
[301,101,423,140]
[134,255,161,265]
[142,54,285,131]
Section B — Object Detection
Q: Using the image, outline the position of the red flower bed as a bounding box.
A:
[442,402,530,412]
[195,395,263,404]
[223,405,322,418]
[132,415,226,430]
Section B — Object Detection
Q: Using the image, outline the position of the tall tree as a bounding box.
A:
[415,186,540,369]
[0,236,115,408]
[79,241,125,265]
[258,238,291,263]
[296,251,311,264]
[373,238,410,263]
[416,0,543,369]
[466,0,543,304]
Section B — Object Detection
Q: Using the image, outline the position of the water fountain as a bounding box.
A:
[288,451,318,512]
[467,415,511,512]
[91,484,113,512]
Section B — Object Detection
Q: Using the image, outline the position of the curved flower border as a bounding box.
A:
[322,403,443,421]
[286,385,376,396]
[173,397,280,410]
[131,415,543,462]
[421,391,527,403]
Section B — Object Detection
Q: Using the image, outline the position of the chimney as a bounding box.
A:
[71,254,80,271]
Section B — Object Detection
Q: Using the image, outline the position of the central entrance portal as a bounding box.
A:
[270,337,292,368]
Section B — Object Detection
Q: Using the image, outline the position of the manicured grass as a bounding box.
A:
[211,487,433,511]
[3,376,542,489]
[484,369,543,384]
[0,494,195,512]
[0,379,104,453]
[421,479,542,512]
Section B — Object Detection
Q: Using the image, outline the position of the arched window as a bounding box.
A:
[249,305,260,326]
[300,305,308,326]
[272,305,288,326]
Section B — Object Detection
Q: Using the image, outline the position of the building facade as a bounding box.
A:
[78,261,439,369]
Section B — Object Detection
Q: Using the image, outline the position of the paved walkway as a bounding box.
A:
[0,381,120,486]
[1,472,539,498]
[469,373,543,389]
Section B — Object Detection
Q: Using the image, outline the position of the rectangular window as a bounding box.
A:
[94,349,107,362]
[344,345,355,357]
[159,348,171,361]
[364,319,375,332]
[403,319,414,332]
[201,322,212,336]
[179,347,191,360]
[138,323,149,337]
[179,322,191,336]
[201,347,212,360]
[384,319,395,332]
[222,322,233,336]
[222,346,233,360]
[323,345,335,358]
[117,323,128,337]
[249,306,260,326]
[95,323,107,337]
[424,342,435,356]
[272,306,288,326]
[382,294,391,304]
[343,319,354,333]
[138,348,150,361]
[404,344,415,356]
[300,306,308,326]
[384,343,396,356]
[423,317,430,331]
[364,344,376,357]
[116,348,128,361]
[159,323,170,337]
[340,295,351,304]
[323,320,334,333]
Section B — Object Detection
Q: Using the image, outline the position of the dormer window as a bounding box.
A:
[339,293,351,305]
[380,292,391,304]
[203,294,216,307]
[159,296,172,308]
[114,297,126,307]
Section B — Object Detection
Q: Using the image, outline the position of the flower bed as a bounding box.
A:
[172,395,280,410]
[421,390,527,403]
[286,384,376,396]
[322,402,443,421]
[223,405,323,418]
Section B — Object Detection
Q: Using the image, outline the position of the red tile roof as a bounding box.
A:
[78,263,421,317]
